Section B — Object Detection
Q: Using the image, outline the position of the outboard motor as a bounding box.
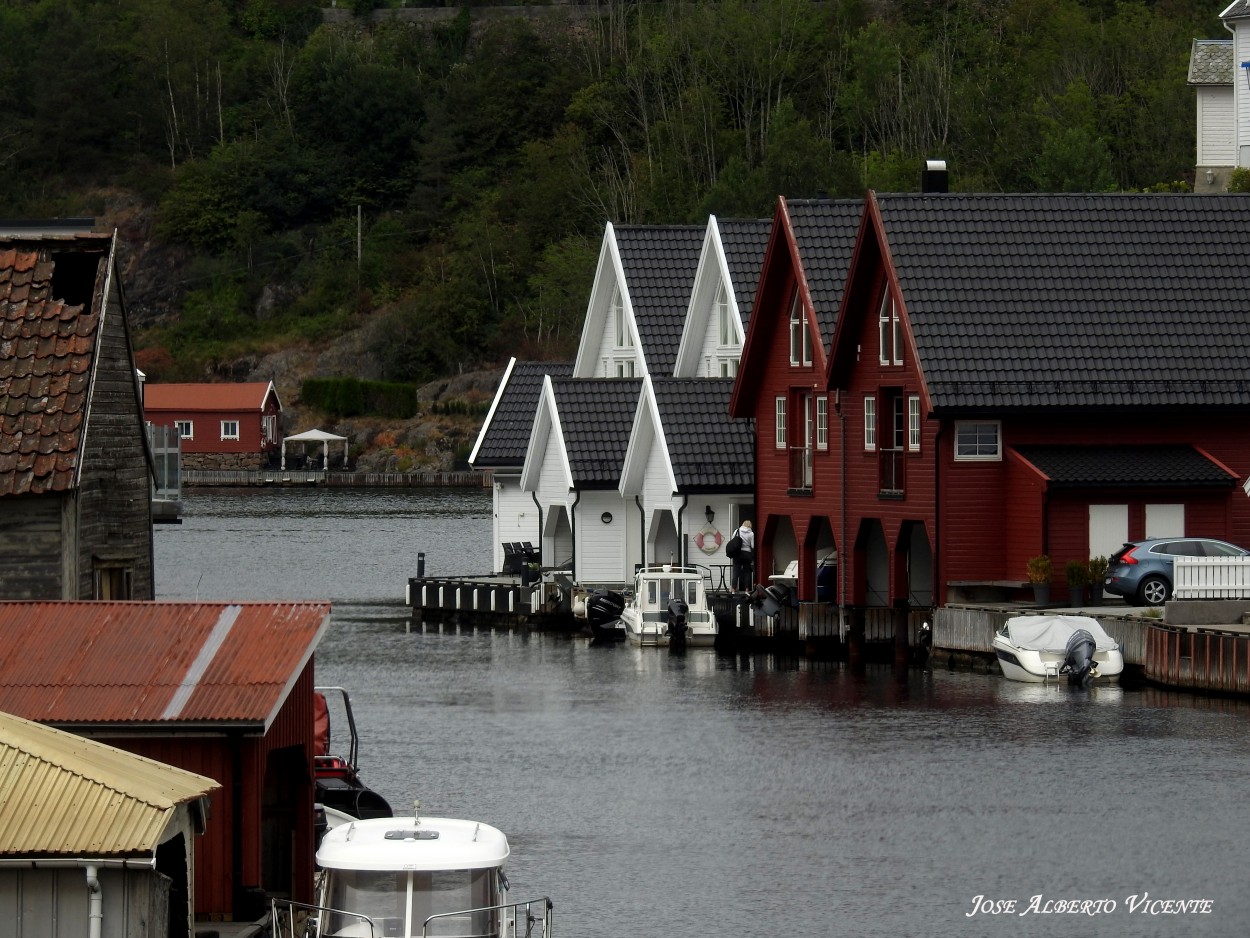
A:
[585,590,626,641]
[749,583,789,618]
[1062,628,1099,685]
[666,598,689,651]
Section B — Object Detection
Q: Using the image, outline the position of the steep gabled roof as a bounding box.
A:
[718,218,772,326]
[831,192,1250,413]
[470,359,573,468]
[552,378,642,487]
[0,710,218,857]
[652,378,754,490]
[143,381,281,412]
[785,200,865,346]
[0,233,116,497]
[0,601,331,730]
[1012,444,1238,488]
[613,225,705,375]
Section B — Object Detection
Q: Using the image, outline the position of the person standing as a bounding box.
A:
[732,519,755,591]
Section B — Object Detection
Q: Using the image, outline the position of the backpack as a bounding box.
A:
[725,533,743,558]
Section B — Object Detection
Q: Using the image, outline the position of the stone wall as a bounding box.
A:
[182,452,267,472]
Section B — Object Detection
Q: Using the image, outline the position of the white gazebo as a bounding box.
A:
[281,428,349,470]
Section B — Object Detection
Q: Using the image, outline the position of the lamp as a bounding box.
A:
[705,505,715,524]
[601,511,613,524]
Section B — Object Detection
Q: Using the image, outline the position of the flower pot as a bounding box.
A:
[1032,583,1050,605]
[1068,587,1085,607]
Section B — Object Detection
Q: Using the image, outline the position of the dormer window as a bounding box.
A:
[878,292,902,366]
[788,291,811,366]
[716,284,734,347]
[612,287,632,348]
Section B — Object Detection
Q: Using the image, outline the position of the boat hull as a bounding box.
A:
[993,637,1124,683]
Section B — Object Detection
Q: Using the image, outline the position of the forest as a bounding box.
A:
[0,0,1222,385]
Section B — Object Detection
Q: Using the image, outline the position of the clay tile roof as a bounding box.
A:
[0,235,111,497]
[614,226,705,375]
[551,378,642,486]
[652,378,754,489]
[142,381,279,412]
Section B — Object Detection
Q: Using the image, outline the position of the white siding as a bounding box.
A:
[493,475,539,571]
[1198,86,1235,165]
[1236,24,1250,165]
[641,439,673,513]
[578,490,628,584]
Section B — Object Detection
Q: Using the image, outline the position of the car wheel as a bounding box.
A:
[1137,575,1171,607]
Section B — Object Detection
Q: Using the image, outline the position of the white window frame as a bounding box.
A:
[220,420,240,441]
[175,420,193,440]
[612,286,632,348]
[954,421,1001,461]
[716,283,734,347]
[863,395,876,451]
[816,395,829,451]
[878,292,902,365]
[907,395,921,452]
[788,292,810,366]
[616,359,635,378]
[775,396,787,449]
[718,358,738,378]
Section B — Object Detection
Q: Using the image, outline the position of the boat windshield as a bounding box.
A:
[645,578,701,607]
[322,868,500,937]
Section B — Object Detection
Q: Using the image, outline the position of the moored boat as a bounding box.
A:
[314,686,393,821]
[620,564,715,647]
[574,587,627,641]
[993,614,1124,685]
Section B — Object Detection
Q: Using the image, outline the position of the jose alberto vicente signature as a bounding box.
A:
[967,894,1214,917]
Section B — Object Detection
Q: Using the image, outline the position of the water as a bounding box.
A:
[156,489,1250,938]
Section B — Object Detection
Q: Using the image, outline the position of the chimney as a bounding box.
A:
[921,160,948,194]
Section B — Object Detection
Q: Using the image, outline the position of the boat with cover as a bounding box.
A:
[620,564,715,647]
[992,614,1124,685]
[277,803,552,938]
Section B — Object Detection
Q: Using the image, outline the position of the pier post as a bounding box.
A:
[893,600,910,667]
[417,552,425,578]
[847,605,865,669]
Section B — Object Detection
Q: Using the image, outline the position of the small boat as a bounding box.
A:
[314,686,393,821]
[620,564,715,647]
[573,587,627,641]
[992,614,1124,685]
[294,803,553,938]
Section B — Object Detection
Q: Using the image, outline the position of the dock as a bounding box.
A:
[183,469,488,488]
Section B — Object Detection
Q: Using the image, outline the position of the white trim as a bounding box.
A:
[907,395,921,451]
[468,356,517,466]
[953,420,1002,461]
[864,396,876,451]
[220,419,240,441]
[775,396,787,448]
[816,396,829,451]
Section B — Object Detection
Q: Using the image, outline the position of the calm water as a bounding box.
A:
[156,489,1250,938]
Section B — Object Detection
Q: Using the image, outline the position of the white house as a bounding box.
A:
[1189,33,1234,191]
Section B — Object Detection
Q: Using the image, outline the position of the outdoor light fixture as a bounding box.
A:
[601,512,613,524]
[705,505,715,524]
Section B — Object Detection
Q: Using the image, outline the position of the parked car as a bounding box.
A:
[1104,538,1250,606]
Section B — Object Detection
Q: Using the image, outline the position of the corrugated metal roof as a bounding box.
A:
[0,601,331,729]
[0,233,113,497]
[0,709,218,856]
[143,381,279,412]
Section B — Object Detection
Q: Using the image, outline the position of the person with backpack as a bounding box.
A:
[729,519,754,591]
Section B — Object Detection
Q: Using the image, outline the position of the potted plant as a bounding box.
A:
[1065,560,1089,607]
[1087,556,1108,605]
[1026,555,1051,605]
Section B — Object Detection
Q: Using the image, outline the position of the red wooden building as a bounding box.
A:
[143,381,282,470]
[0,600,332,925]
[734,191,1250,644]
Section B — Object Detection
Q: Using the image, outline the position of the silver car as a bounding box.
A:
[1104,537,1250,606]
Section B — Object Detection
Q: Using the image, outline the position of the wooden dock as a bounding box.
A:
[1144,622,1250,695]
[184,469,488,488]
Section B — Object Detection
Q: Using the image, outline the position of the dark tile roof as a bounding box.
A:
[0,235,112,497]
[1188,39,1232,85]
[785,200,864,344]
[1222,0,1250,19]
[871,193,1250,411]
[1013,444,1238,488]
[652,378,754,489]
[614,225,704,375]
[551,378,642,486]
[717,219,771,326]
[472,360,572,468]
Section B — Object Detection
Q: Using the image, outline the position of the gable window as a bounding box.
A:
[816,396,829,451]
[954,421,1001,460]
[863,395,876,451]
[788,292,811,367]
[616,359,635,378]
[908,395,921,451]
[612,287,632,348]
[775,396,787,449]
[93,564,133,600]
[716,284,734,346]
[718,358,738,378]
[221,420,240,441]
[878,292,902,365]
[175,420,193,440]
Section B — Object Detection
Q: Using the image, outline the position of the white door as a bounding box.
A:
[1145,504,1185,539]
[1089,505,1128,560]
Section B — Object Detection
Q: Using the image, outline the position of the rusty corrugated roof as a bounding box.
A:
[0,709,219,856]
[0,233,113,497]
[142,381,280,412]
[0,601,331,729]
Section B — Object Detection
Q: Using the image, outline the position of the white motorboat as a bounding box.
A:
[620,564,715,647]
[280,803,552,938]
[993,614,1124,685]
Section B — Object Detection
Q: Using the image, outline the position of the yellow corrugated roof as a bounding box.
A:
[0,710,219,856]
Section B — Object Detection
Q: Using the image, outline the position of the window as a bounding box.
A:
[718,358,738,377]
[878,292,902,365]
[788,292,811,366]
[221,420,240,441]
[616,359,635,377]
[775,397,787,448]
[816,396,829,451]
[93,565,133,600]
[954,421,1001,460]
[175,420,193,440]
[612,287,632,348]
[863,396,876,451]
[908,395,921,451]
[716,284,734,346]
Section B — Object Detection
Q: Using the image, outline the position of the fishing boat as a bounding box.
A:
[276,804,552,938]
[314,687,393,821]
[992,614,1124,685]
[620,564,715,647]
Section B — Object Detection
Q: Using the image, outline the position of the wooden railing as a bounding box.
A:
[1144,623,1250,694]
[879,447,904,496]
[1174,556,1250,599]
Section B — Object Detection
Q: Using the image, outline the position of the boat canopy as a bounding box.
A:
[1002,615,1119,653]
[317,816,510,872]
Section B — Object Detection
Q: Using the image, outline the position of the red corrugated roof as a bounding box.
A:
[143,382,279,412]
[0,601,331,729]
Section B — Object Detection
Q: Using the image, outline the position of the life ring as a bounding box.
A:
[695,526,722,554]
